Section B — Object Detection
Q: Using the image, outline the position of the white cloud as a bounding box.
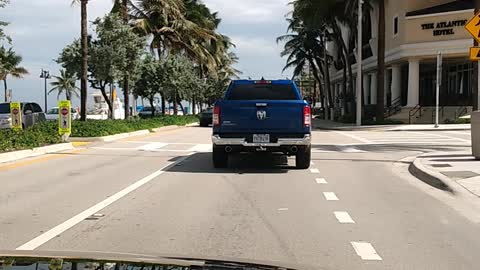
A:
[231,36,280,55]
[203,0,291,24]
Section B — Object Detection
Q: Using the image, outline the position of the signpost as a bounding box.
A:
[10,102,22,130]
[58,100,71,141]
[435,52,442,128]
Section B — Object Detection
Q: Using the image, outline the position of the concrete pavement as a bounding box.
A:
[1,127,480,269]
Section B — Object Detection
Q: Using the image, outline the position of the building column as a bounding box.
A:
[363,73,370,105]
[370,72,377,105]
[391,64,401,104]
[407,59,420,107]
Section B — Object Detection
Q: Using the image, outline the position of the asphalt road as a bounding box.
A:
[1,126,479,270]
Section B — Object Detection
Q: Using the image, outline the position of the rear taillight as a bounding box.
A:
[213,105,221,126]
[303,106,311,127]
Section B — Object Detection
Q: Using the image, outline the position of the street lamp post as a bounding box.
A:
[356,0,363,126]
[40,69,51,112]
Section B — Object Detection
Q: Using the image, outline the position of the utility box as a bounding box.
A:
[472,111,480,159]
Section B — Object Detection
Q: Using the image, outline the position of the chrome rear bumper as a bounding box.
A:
[212,134,311,147]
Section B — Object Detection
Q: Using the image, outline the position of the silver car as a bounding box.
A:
[0,102,47,129]
[46,107,80,121]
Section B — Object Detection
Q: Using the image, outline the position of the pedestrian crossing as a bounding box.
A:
[334,131,471,145]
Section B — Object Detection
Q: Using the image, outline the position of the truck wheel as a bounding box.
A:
[200,120,208,127]
[296,146,311,169]
[213,146,228,168]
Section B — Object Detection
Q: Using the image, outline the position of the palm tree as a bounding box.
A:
[0,47,28,102]
[49,69,80,100]
[72,0,88,121]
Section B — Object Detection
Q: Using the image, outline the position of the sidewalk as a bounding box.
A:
[313,117,471,132]
[410,151,480,196]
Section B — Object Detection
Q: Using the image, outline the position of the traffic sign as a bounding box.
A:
[465,11,480,43]
[58,100,71,135]
[10,102,22,130]
[470,47,480,61]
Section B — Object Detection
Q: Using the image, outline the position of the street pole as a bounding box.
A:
[435,52,442,128]
[40,69,51,112]
[475,0,480,111]
[356,0,363,126]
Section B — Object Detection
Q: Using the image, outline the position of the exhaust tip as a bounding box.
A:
[225,146,233,153]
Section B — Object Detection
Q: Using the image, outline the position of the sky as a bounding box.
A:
[0,0,292,109]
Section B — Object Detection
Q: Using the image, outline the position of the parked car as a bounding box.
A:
[0,102,47,129]
[211,79,312,169]
[46,107,80,121]
[199,107,213,127]
[138,106,162,117]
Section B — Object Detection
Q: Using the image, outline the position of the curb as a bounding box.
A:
[409,154,456,193]
[69,123,199,143]
[0,143,74,164]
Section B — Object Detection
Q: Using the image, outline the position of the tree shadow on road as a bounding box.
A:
[167,152,292,174]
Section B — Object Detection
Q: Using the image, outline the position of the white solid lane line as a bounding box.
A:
[415,131,471,143]
[310,168,320,174]
[334,211,355,224]
[334,131,372,144]
[323,192,339,201]
[16,154,193,251]
[351,242,383,261]
[315,178,327,184]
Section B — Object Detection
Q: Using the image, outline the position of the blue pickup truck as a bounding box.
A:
[212,79,312,169]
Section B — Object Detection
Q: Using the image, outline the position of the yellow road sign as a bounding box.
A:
[470,47,480,61]
[58,100,71,135]
[10,102,22,130]
[465,11,480,43]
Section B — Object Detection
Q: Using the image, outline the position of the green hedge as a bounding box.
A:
[0,115,198,153]
[0,122,61,153]
[71,115,198,137]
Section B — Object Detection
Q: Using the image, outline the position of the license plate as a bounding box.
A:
[253,134,270,143]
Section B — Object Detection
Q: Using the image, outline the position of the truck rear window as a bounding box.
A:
[227,84,299,100]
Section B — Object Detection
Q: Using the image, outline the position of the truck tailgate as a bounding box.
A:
[218,100,306,133]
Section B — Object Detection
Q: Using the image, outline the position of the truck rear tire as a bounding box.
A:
[296,146,311,169]
[213,146,228,168]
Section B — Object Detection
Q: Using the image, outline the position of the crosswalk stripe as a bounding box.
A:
[137,143,168,151]
[186,144,212,152]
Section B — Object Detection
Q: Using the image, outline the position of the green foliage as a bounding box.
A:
[49,69,80,100]
[0,116,198,152]
[71,116,198,137]
[56,40,83,79]
[0,0,10,44]
[0,122,61,153]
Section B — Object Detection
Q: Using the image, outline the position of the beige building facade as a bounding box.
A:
[330,0,476,121]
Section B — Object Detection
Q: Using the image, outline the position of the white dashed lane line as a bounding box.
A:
[334,211,355,224]
[315,178,327,184]
[351,242,383,261]
[323,192,339,201]
[310,168,320,174]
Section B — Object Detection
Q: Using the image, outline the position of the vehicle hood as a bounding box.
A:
[0,250,314,270]
[0,113,11,119]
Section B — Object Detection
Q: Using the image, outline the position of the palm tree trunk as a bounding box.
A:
[3,79,7,102]
[80,0,88,121]
[178,101,185,115]
[308,57,325,111]
[332,23,354,99]
[123,75,130,118]
[192,96,196,114]
[161,94,166,115]
[376,0,386,121]
[149,97,155,117]
[173,91,178,115]
[341,55,348,113]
